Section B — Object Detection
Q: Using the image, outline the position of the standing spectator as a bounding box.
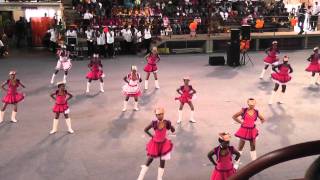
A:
[83,10,94,30]
[0,39,4,57]
[47,27,57,53]
[134,27,142,53]
[96,30,106,58]
[311,2,320,31]
[85,26,94,58]
[121,25,133,54]
[66,26,78,54]
[106,27,115,58]
[15,17,25,48]
[143,25,152,54]
[298,3,307,35]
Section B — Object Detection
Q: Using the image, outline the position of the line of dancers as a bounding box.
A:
[0,42,318,180]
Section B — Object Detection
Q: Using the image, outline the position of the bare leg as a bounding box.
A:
[160,160,165,168]
[238,139,246,151]
[1,103,8,111]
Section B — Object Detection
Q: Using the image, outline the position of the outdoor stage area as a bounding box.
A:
[0,49,319,180]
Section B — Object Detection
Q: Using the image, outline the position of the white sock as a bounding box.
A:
[177,110,182,123]
[100,82,104,92]
[86,82,90,93]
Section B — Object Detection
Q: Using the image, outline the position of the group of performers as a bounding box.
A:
[1,40,320,180]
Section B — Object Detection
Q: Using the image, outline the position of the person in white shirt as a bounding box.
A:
[85,26,94,58]
[106,27,115,58]
[121,25,133,54]
[311,2,320,31]
[135,28,143,53]
[0,39,4,57]
[96,30,106,58]
[83,10,93,30]
[143,26,152,54]
[66,27,77,52]
[47,27,57,53]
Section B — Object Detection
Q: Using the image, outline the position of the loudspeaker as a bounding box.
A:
[209,56,225,66]
[241,25,251,40]
[231,29,240,45]
[228,30,241,67]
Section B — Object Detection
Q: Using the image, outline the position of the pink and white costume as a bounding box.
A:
[306,53,320,72]
[264,47,279,65]
[271,64,292,85]
[56,50,72,71]
[86,60,105,80]
[235,108,259,141]
[2,79,24,104]
[122,73,142,97]
[53,90,70,114]
[144,53,160,72]
[146,120,173,160]
[175,85,194,104]
[210,146,236,180]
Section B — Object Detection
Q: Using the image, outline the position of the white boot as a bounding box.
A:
[189,110,196,123]
[86,82,90,93]
[234,151,242,169]
[177,110,182,124]
[137,165,149,180]
[65,118,74,133]
[11,111,17,123]
[122,101,128,112]
[100,82,104,92]
[157,167,165,180]
[269,90,277,105]
[63,74,67,83]
[144,80,148,90]
[0,111,4,123]
[50,119,59,134]
[50,73,56,84]
[250,150,257,161]
[278,92,285,104]
[310,75,317,85]
[134,101,139,111]
[155,80,160,89]
[259,69,266,79]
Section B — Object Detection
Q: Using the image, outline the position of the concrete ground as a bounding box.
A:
[0,49,319,180]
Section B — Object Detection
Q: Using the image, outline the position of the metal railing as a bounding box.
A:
[229,140,320,180]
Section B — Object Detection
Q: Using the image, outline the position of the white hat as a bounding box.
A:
[183,76,190,80]
[283,56,289,62]
[314,47,319,51]
[9,71,16,75]
[272,41,278,44]
[56,81,65,87]
[131,65,137,71]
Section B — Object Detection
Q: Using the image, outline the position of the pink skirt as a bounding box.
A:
[306,64,320,72]
[175,94,192,104]
[144,64,158,72]
[2,92,24,104]
[264,56,278,64]
[146,138,173,158]
[211,168,236,180]
[53,103,69,113]
[86,70,104,80]
[235,126,258,140]
[271,73,291,84]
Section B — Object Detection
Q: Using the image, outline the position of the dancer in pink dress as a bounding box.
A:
[305,47,320,85]
[259,41,280,79]
[50,45,72,84]
[144,47,160,90]
[175,77,197,124]
[122,65,142,111]
[0,71,25,123]
[232,98,265,167]
[50,82,74,134]
[208,133,240,180]
[269,56,293,104]
[137,107,175,180]
[86,53,105,93]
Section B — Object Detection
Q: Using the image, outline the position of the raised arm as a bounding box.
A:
[233,148,241,161]
[50,92,56,100]
[67,91,73,101]
[232,109,244,124]
[207,149,217,166]
[144,122,153,138]
[288,64,293,73]
[1,81,8,91]
[258,112,265,124]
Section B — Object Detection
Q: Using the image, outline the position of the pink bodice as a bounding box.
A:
[278,65,290,75]
[147,54,159,65]
[7,80,20,94]
[152,120,171,143]
[55,90,67,105]
[215,147,234,171]
[242,108,258,128]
